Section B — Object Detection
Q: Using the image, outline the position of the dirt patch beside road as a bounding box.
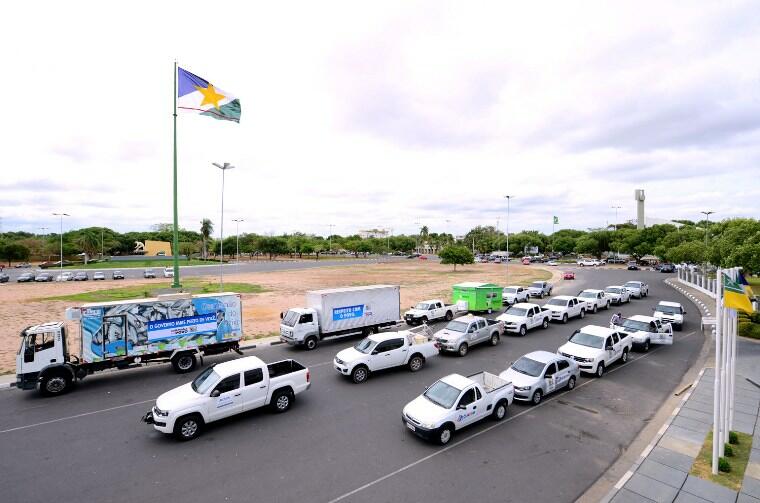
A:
[0,261,551,373]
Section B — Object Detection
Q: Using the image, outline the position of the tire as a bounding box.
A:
[542,318,549,329]
[438,425,454,445]
[271,389,293,412]
[171,353,197,374]
[493,400,507,421]
[539,292,544,299]
[562,314,568,324]
[592,305,598,314]
[580,309,586,319]
[621,348,629,363]
[457,343,469,357]
[567,376,576,390]
[40,371,71,396]
[531,389,543,405]
[595,362,605,378]
[304,336,318,351]
[408,355,424,372]
[445,311,453,321]
[519,325,527,337]
[676,323,683,332]
[351,365,369,383]
[642,340,650,353]
[604,302,610,310]
[174,414,203,441]
[490,333,499,346]
[421,316,428,325]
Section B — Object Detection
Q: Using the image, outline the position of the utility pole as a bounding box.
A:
[414,219,420,253]
[505,195,512,284]
[611,205,621,260]
[233,218,244,271]
[213,162,236,292]
[328,223,334,253]
[52,213,69,277]
[701,211,715,267]
[446,219,452,246]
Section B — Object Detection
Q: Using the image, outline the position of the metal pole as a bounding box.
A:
[329,224,334,253]
[712,267,722,474]
[612,206,621,260]
[172,61,181,288]
[53,213,69,277]
[213,163,235,292]
[232,218,244,274]
[505,195,512,284]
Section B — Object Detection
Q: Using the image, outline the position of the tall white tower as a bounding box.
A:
[635,189,645,229]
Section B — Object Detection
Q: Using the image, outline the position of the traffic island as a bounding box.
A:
[690,430,753,491]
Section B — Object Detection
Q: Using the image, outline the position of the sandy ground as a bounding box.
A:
[0,261,557,374]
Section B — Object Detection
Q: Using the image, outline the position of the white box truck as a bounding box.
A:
[16,292,244,396]
[279,285,401,350]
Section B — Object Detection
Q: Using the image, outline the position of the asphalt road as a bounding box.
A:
[0,268,703,503]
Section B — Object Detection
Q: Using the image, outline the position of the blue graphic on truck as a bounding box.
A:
[332,305,364,321]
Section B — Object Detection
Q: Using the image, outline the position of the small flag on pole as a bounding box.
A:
[553,216,559,225]
[723,273,754,313]
[177,67,241,123]
[737,270,754,297]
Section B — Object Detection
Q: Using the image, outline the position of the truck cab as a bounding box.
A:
[16,322,71,393]
[280,308,320,349]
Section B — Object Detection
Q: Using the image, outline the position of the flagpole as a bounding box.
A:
[172,60,181,288]
[712,267,722,474]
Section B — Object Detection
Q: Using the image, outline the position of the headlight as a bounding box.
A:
[335,358,344,365]
[514,385,531,391]
[580,357,595,363]
[153,406,169,417]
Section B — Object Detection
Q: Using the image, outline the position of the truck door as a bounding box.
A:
[241,368,268,411]
[19,328,64,374]
[543,363,558,394]
[475,319,488,342]
[555,359,571,387]
[372,338,406,370]
[207,373,244,421]
[455,387,481,427]
[102,314,128,358]
[531,307,541,328]
[298,313,318,341]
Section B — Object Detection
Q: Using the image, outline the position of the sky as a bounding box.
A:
[2,1,759,239]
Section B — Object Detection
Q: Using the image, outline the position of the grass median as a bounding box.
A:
[690,430,752,490]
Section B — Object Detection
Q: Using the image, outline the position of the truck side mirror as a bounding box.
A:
[605,345,613,351]
[210,389,221,398]
[280,312,284,319]
[457,404,466,410]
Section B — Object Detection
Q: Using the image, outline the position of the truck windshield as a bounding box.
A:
[621,319,652,332]
[624,282,640,288]
[530,282,543,288]
[503,288,516,294]
[191,367,221,394]
[655,305,680,315]
[579,291,596,298]
[424,381,460,409]
[282,310,300,327]
[511,357,545,377]
[414,303,430,310]
[353,338,376,354]
[569,332,605,349]
[605,287,621,294]
[505,307,527,316]
[445,320,469,332]
[546,299,567,306]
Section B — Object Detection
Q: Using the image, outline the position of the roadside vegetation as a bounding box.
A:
[691,430,752,490]
[41,280,268,303]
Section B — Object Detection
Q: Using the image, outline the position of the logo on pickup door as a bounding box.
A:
[457,410,476,422]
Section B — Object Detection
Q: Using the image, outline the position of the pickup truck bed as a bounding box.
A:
[468,371,510,393]
[267,359,306,378]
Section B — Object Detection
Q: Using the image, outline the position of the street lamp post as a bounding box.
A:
[328,224,334,253]
[611,205,621,260]
[505,195,512,284]
[213,162,236,292]
[232,218,244,271]
[52,213,69,278]
[701,211,715,264]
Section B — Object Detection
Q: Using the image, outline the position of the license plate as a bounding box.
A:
[406,422,416,431]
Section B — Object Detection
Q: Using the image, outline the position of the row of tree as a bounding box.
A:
[1,218,758,273]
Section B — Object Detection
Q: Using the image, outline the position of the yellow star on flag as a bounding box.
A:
[195,83,225,110]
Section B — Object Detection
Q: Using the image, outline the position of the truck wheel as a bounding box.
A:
[304,336,318,350]
[271,389,293,412]
[562,314,568,324]
[457,343,469,357]
[642,340,650,352]
[566,376,576,390]
[408,355,424,372]
[621,348,629,363]
[604,302,610,310]
[531,389,543,405]
[445,311,453,321]
[542,318,549,329]
[438,425,454,445]
[580,309,586,319]
[519,325,527,337]
[493,400,507,421]
[41,371,71,396]
[489,333,499,346]
[351,365,369,383]
[539,292,545,299]
[421,316,428,325]
[174,414,203,440]
[171,353,196,373]
[592,305,598,313]
[595,362,605,378]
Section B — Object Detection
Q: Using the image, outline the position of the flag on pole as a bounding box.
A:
[737,270,754,297]
[723,273,754,313]
[553,216,559,225]
[177,67,241,123]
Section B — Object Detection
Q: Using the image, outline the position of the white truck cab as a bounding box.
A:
[613,314,673,351]
[604,285,631,305]
[433,315,504,356]
[502,286,529,305]
[558,325,633,377]
[653,301,685,330]
[404,299,463,325]
[543,296,586,324]
[496,302,552,336]
[576,289,610,313]
[623,281,649,298]
[16,322,69,392]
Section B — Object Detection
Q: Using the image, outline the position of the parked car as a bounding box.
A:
[17,272,34,282]
[653,301,685,331]
[15,262,32,268]
[56,271,74,282]
[526,281,553,299]
[558,325,633,377]
[659,263,676,273]
[433,315,504,356]
[73,272,89,281]
[404,299,462,325]
[163,267,174,278]
[112,270,125,280]
[418,255,428,260]
[546,260,559,266]
[577,258,601,267]
[563,271,575,280]
[543,296,586,324]
[576,289,611,313]
[502,286,529,305]
[93,271,105,281]
[627,261,640,271]
[0,272,9,283]
[143,356,310,440]
[521,257,531,265]
[496,302,552,336]
[604,285,631,305]
[402,372,514,445]
[334,330,439,383]
[613,315,673,351]
[144,268,156,279]
[35,272,54,282]
[623,280,649,298]
[499,351,580,404]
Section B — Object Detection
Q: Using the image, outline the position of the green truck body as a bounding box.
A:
[452,282,502,312]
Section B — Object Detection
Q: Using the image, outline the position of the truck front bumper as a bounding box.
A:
[279,335,300,346]
[334,360,350,375]
[402,415,438,442]
[143,408,171,433]
[16,372,39,390]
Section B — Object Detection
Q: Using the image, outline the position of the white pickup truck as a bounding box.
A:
[604,285,631,305]
[526,281,553,299]
[402,372,514,445]
[404,299,463,325]
[613,315,673,352]
[543,295,587,323]
[496,302,552,336]
[502,286,529,305]
[143,356,310,440]
[333,329,439,383]
[434,315,505,356]
[558,325,633,377]
[653,301,685,331]
[623,280,649,298]
[576,289,611,313]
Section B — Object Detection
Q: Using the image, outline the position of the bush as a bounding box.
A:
[724,444,734,457]
[738,321,760,340]
[729,431,739,444]
[718,457,731,472]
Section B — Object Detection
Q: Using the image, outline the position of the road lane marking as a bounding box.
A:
[326,331,697,503]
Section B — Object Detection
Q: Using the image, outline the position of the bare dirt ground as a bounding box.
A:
[0,261,556,374]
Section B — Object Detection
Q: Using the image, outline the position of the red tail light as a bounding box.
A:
[306,370,310,383]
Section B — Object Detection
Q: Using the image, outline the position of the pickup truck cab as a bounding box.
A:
[623,280,649,298]
[577,258,601,267]
[576,289,610,313]
[604,285,631,305]
[402,372,514,445]
[653,301,685,331]
[543,295,586,324]
[527,281,553,299]
[334,330,439,383]
[496,302,551,336]
[499,351,580,404]
[613,315,673,352]
[434,315,504,356]
[558,325,632,377]
[404,299,460,325]
[502,286,529,305]
[143,356,310,440]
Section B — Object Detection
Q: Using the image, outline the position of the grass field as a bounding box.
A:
[690,430,753,490]
[42,280,268,303]
[58,259,222,269]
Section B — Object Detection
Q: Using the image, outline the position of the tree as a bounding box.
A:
[178,242,198,261]
[75,231,100,264]
[259,236,288,260]
[200,219,214,260]
[439,245,474,270]
[0,242,30,266]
